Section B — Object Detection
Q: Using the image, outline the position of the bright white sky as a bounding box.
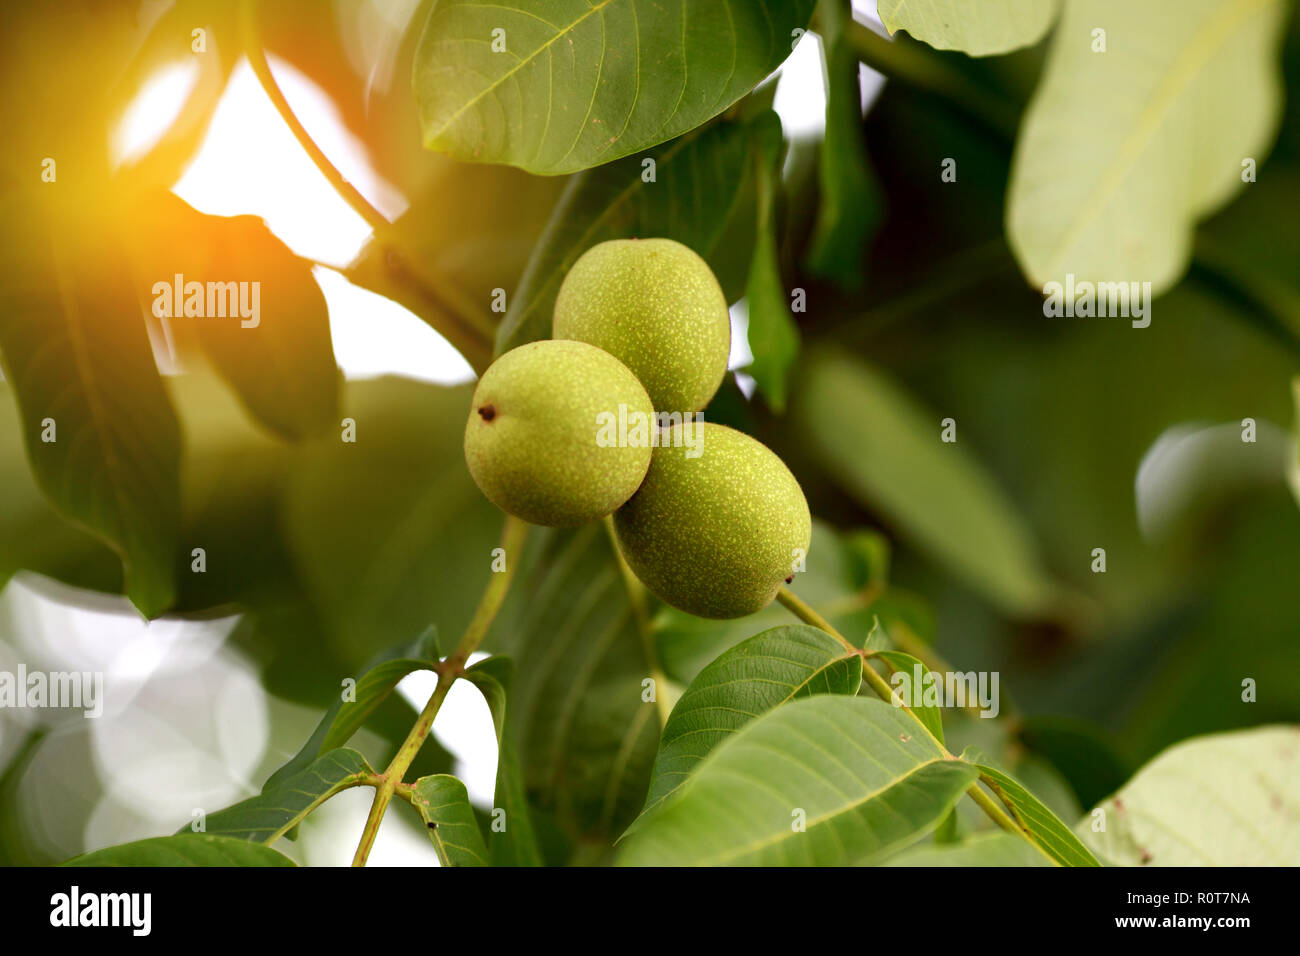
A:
[1,2,889,866]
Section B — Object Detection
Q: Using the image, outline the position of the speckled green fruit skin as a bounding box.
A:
[465,340,653,527]
[613,423,811,619]
[553,238,730,414]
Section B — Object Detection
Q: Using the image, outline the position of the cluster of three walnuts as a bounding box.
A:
[464,238,811,620]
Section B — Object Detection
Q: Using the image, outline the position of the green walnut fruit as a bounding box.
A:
[464,340,653,527]
[613,423,811,618]
[553,237,730,413]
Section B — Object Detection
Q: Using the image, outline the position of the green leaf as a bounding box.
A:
[488,523,660,844]
[1077,725,1300,866]
[962,753,1101,866]
[884,831,1051,866]
[462,656,543,866]
[63,834,295,867]
[0,200,181,618]
[264,627,440,791]
[617,696,978,865]
[743,111,800,411]
[843,528,891,589]
[878,0,1060,56]
[795,351,1062,617]
[130,194,340,441]
[413,0,816,175]
[1007,0,1288,295]
[411,775,490,867]
[495,113,765,355]
[805,3,881,287]
[0,382,121,595]
[637,625,862,823]
[870,649,945,745]
[196,749,372,843]
[861,618,891,653]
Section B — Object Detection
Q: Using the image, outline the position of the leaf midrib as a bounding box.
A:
[1039,0,1277,279]
[701,754,960,865]
[424,0,621,144]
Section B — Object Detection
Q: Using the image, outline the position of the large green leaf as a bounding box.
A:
[1078,725,1300,866]
[63,834,295,867]
[462,656,543,865]
[878,0,1060,56]
[413,0,815,174]
[963,754,1100,866]
[636,625,861,823]
[197,749,373,843]
[1007,0,1288,294]
[495,113,766,355]
[794,351,1062,617]
[618,696,979,866]
[411,774,490,867]
[487,524,660,845]
[0,383,121,595]
[0,199,181,618]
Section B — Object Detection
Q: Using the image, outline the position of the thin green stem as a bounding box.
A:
[776,585,1052,861]
[352,670,455,866]
[238,0,496,373]
[776,586,859,654]
[966,777,1031,840]
[844,20,1019,140]
[239,0,387,234]
[350,514,530,866]
[603,516,672,727]
[451,514,530,663]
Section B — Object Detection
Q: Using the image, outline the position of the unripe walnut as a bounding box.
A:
[613,423,811,618]
[553,238,730,414]
[464,340,653,527]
